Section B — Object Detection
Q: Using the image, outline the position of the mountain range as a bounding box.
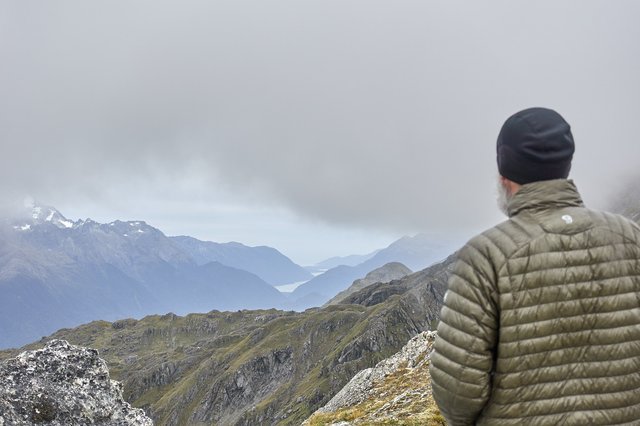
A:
[170,236,311,285]
[308,250,379,272]
[0,204,311,348]
[0,203,450,349]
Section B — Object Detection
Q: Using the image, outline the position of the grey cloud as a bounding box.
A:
[1,0,639,235]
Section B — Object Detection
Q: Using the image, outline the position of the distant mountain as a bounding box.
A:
[0,203,288,349]
[170,236,311,285]
[324,262,412,306]
[1,254,454,425]
[290,234,451,309]
[360,234,448,271]
[311,250,380,271]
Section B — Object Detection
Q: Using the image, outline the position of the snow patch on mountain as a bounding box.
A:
[22,203,79,230]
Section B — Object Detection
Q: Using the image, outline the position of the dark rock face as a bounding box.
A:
[189,347,295,425]
[0,339,152,426]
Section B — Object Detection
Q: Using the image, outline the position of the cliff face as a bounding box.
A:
[0,339,152,426]
[0,256,454,426]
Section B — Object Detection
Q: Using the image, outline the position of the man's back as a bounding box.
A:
[430,179,640,425]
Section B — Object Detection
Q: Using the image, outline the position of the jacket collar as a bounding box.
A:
[507,179,584,217]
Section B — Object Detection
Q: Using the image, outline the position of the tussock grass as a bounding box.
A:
[305,359,446,425]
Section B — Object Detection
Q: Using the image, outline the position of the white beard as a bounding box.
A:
[497,178,511,216]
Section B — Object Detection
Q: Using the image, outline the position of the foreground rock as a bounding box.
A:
[305,331,444,425]
[0,339,152,426]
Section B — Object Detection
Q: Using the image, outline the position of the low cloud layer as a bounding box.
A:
[1,0,639,238]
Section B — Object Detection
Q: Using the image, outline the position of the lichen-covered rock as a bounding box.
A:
[0,339,152,426]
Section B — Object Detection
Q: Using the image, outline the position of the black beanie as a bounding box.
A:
[497,107,574,185]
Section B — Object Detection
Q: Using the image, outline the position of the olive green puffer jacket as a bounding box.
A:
[430,179,640,425]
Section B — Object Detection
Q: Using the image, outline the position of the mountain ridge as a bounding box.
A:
[325,262,412,306]
[0,203,311,349]
[170,235,312,285]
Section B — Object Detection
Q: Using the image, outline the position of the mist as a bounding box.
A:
[1,0,639,262]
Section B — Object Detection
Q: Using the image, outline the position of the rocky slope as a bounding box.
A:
[304,331,444,426]
[325,262,412,306]
[0,339,152,426]
[1,255,454,425]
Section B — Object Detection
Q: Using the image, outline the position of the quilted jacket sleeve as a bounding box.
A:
[429,236,500,425]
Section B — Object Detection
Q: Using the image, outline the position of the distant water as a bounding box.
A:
[275,280,308,293]
[276,269,326,292]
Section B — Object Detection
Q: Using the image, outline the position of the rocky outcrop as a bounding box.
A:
[305,332,444,425]
[316,331,436,414]
[0,339,152,426]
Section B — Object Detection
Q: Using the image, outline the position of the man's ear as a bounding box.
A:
[500,176,521,196]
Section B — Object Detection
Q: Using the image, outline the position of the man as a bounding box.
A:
[430,107,640,425]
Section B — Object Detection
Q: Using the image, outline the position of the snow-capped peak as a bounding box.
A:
[26,203,77,229]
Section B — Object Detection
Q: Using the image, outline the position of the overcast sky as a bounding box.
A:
[1,1,639,264]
